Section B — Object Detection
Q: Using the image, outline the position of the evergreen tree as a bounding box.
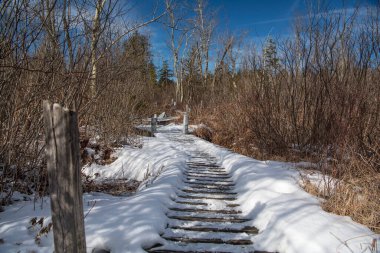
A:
[148,62,157,86]
[263,37,279,71]
[123,31,156,85]
[158,60,174,86]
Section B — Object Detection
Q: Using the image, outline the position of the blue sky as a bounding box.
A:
[132,0,377,68]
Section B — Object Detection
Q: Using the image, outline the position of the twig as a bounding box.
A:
[331,232,379,253]
[84,200,97,219]
[331,232,354,253]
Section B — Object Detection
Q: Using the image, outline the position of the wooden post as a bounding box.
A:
[151,114,157,134]
[43,101,86,253]
[183,112,189,134]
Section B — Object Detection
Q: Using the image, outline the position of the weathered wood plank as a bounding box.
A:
[174,200,208,206]
[181,189,237,195]
[170,225,258,234]
[169,207,241,214]
[167,215,249,223]
[183,180,235,187]
[43,101,86,253]
[162,236,252,245]
[177,195,237,201]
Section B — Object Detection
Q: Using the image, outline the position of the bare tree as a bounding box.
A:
[164,0,194,103]
[194,0,215,87]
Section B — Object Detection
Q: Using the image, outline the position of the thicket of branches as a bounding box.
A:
[0,0,164,202]
[183,2,380,231]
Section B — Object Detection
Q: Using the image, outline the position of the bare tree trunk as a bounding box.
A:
[195,0,213,87]
[211,36,234,93]
[165,0,191,103]
[90,0,106,99]
[63,0,74,70]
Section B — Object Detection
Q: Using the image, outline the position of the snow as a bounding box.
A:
[1,133,187,253]
[85,147,96,156]
[0,124,378,253]
[185,135,379,253]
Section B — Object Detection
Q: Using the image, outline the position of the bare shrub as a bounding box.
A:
[190,2,380,231]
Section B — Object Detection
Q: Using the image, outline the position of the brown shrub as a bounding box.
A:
[193,125,213,142]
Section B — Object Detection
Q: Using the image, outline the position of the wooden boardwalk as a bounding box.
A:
[147,135,276,253]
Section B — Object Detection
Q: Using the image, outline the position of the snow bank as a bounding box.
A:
[190,136,379,253]
[82,136,180,181]
[0,134,188,253]
[0,128,378,253]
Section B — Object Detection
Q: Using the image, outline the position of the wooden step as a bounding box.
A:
[181,189,237,195]
[183,184,234,191]
[149,249,275,253]
[169,225,258,234]
[187,164,220,168]
[185,171,230,176]
[186,177,234,183]
[187,166,224,170]
[177,195,237,201]
[186,160,218,164]
[187,171,227,175]
[167,215,250,223]
[169,207,241,214]
[189,155,214,157]
[188,167,226,170]
[185,171,226,175]
[162,236,252,245]
[183,181,235,187]
[174,200,208,206]
[185,173,231,179]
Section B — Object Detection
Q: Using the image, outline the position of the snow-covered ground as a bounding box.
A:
[0,124,378,253]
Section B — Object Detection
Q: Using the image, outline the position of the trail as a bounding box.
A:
[147,134,274,253]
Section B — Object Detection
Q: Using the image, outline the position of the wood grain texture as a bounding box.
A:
[43,101,86,253]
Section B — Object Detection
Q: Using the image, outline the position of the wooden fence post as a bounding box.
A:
[151,114,157,134]
[43,101,86,253]
[183,108,189,134]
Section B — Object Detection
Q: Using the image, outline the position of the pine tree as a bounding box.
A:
[158,60,174,86]
[263,37,279,71]
[123,31,155,85]
[148,62,157,86]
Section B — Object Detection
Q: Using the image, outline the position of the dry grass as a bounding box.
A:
[82,178,140,196]
[300,150,380,233]
[192,103,380,233]
[323,180,379,233]
[322,159,380,233]
[303,174,380,233]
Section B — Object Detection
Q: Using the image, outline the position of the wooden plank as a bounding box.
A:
[185,177,233,183]
[151,114,157,133]
[167,215,250,223]
[185,171,230,176]
[186,168,226,173]
[177,195,237,201]
[149,250,275,253]
[169,207,241,214]
[169,225,258,234]
[43,101,86,253]
[162,236,252,245]
[181,189,237,195]
[174,200,208,206]
[183,181,235,187]
[183,112,189,134]
[183,184,234,191]
[184,172,231,179]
